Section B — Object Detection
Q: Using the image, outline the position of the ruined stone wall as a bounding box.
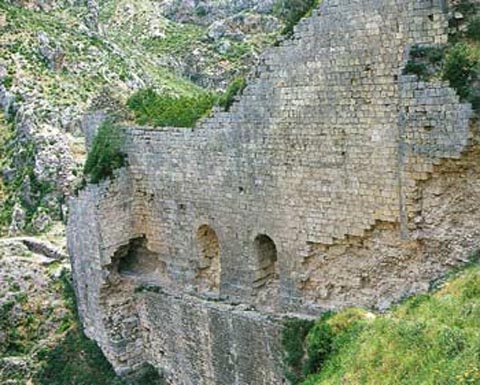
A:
[68,0,480,383]
[122,0,474,310]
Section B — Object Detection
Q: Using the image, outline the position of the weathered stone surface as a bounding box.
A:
[68,0,479,383]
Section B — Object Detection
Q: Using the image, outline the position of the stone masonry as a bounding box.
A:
[68,0,480,383]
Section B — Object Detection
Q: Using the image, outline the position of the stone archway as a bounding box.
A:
[196,225,221,294]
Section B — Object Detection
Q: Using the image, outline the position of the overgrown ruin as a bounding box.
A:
[67,0,480,383]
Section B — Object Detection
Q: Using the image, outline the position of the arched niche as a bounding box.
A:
[196,225,221,294]
[253,234,279,290]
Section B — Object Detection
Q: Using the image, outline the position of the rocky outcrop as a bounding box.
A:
[0,237,69,384]
[160,0,278,26]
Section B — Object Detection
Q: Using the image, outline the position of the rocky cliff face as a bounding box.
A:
[0,235,68,384]
[68,0,480,383]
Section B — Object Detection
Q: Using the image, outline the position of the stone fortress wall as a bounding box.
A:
[68,0,480,383]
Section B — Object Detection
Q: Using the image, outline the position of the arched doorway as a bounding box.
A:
[196,225,221,294]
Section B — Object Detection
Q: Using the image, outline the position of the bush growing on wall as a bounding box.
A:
[275,0,322,36]
[127,77,249,127]
[403,0,480,114]
[466,17,480,41]
[217,76,247,111]
[84,120,126,184]
[127,88,215,128]
[442,43,479,105]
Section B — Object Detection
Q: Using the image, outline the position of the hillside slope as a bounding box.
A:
[282,261,480,385]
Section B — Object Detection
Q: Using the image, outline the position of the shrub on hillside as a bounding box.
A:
[281,318,315,384]
[303,316,335,377]
[84,120,126,184]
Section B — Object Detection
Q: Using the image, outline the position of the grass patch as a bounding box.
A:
[300,263,480,385]
[84,120,126,184]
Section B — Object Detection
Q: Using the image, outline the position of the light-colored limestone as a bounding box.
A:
[68,1,479,383]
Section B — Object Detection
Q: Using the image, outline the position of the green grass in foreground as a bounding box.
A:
[291,264,480,385]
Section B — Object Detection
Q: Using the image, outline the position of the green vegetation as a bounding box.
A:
[403,1,480,113]
[142,22,204,57]
[0,114,57,235]
[84,120,126,184]
[127,88,215,128]
[0,113,12,233]
[218,76,247,111]
[2,75,13,89]
[275,0,322,36]
[0,292,34,355]
[35,273,124,385]
[404,41,480,111]
[281,318,315,384]
[403,45,446,81]
[127,76,248,127]
[467,17,480,41]
[442,42,480,111]
[285,262,480,385]
[0,265,164,385]
[403,60,430,80]
[282,310,366,385]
